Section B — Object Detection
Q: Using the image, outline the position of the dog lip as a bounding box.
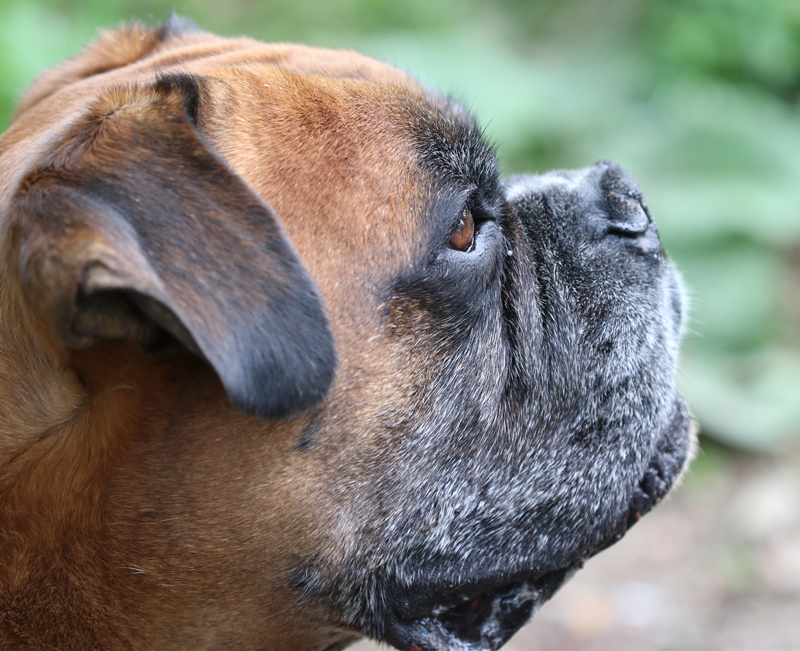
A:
[597,396,695,554]
[384,565,578,651]
[628,397,694,524]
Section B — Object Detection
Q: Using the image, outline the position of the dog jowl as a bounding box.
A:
[0,18,693,651]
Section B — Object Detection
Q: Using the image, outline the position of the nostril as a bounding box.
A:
[594,162,661,254]
[603,192,661,255]
[605,192,650,236]
[598,161,652,235]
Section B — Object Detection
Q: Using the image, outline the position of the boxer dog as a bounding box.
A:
[0,16,693,651]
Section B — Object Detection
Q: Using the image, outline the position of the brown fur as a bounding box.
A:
[0,23,435,651]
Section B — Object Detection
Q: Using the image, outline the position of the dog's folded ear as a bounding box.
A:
[5,75,336,420]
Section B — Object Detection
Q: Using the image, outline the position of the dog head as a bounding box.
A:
[0,18,693,651]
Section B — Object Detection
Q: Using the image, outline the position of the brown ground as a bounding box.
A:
[351,440,800,651]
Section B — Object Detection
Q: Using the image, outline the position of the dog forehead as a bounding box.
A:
[10,25,427,142]
[189,55,455,272]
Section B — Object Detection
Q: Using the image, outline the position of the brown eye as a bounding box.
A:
[449,208,475,252]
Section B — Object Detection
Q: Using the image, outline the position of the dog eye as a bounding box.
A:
[448,207,475,252]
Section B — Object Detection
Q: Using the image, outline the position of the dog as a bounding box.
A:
[0,16,694,651]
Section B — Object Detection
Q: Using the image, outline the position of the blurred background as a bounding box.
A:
[1,0,798,648]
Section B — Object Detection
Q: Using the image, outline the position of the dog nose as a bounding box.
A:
[596,161,661,254]
[504,160,665,258]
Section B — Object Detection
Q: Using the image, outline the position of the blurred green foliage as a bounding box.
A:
[1,0,798,451]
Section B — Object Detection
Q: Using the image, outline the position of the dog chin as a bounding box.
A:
[374,398,694,651]
[381,566,576,651]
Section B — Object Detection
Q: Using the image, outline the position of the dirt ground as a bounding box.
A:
[350,440,800,651]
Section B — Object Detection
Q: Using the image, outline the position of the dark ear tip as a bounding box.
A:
[230,382,330,421]
[223,332,338,421]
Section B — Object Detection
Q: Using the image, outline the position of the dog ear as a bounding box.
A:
[5,75,336,420]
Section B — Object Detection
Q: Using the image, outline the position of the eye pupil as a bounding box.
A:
[449,208,475,252]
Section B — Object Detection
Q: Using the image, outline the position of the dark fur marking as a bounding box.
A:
[386,101,509,347]
[154,73,202,124]
[296,415,325,451]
